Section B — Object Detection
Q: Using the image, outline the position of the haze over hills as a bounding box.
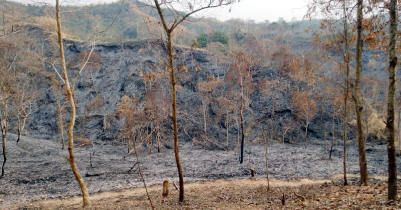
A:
[3,0,318,44]
[11,0,309,22]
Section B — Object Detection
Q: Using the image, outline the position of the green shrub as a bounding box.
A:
[196,31,229,48]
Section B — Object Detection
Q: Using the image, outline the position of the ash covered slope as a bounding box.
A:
[26,25,293,144]
[24,25,389,145]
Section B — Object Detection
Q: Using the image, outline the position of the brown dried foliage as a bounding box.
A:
[87,95,104,112]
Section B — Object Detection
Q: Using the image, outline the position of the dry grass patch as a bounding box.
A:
[12,176,401,210]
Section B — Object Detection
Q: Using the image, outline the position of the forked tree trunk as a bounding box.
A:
[153,0,185,201]
[55,1,91,206]
[353,0,369,186]
[387,0,397,200]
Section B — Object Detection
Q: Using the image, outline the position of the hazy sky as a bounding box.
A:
[210,0,309,22]
[16,0,310,23]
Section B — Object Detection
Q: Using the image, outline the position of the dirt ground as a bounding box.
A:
[11,176,401,210]
[1,133,401,209]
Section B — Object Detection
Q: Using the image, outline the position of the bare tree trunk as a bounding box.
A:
[149,127,153,155]
[398,109,401,155]
[262,123,269,192]
[56,1,91,206]
[282,128,289,156]
[166,31,184,202]
[133,140,155,209]
[226,110,229,150]
[2,6,5,35]
[236,112,240,147]
[1,131,6,178]
[270,101,275,141]
[153,0,185,200]
[387,0,397,200]
[17,115,21,143]
[329,116,335,160]
[240,93,245,164]
[21,117,27,139]
[157,127,161,153]
[128,137,130,154]
[90,71,98,95]
[342,92,348,185]
[235,111,240,161]
[1,99,9,178]
[240,77,245,164]
[57,100,65,150]
[342,0,350,186]
[304,122,309,142]
[353,0,369,186]
[203,103,207,134]
[17,116,27,143]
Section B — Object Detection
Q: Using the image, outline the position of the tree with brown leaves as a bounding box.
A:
[116,95,154,209]
[0,43,17,178]
[226,49,255,164]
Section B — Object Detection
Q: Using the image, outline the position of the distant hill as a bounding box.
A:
[3,0,319,45]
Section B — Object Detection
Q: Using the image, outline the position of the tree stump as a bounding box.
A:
[162,180,169,197]
[250,168,255,177]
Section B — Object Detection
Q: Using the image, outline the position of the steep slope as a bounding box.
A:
[19,25,292,147]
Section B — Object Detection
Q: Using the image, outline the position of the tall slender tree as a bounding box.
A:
[353,0,369,186]
[55,0,91,206]
[386,0,397,200]
[341,0,351,186]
